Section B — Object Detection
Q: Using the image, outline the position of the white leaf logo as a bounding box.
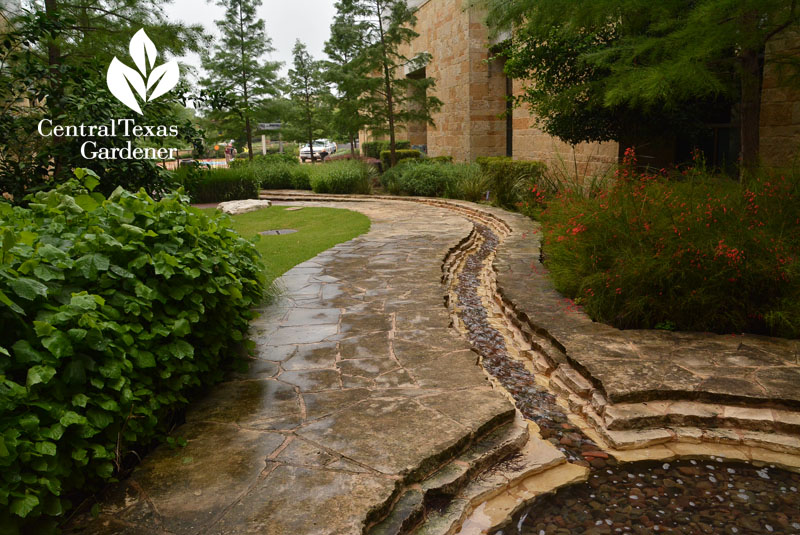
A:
[106,29,180,115]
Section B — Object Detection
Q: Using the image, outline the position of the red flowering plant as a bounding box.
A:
[540,148,800,337]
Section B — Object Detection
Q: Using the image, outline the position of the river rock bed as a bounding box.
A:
[514,459,800,535]
[454,223,800,535]
[454,223,602,465]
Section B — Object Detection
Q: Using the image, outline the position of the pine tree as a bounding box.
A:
[337,0,442,166]
[286,40,329,162]
[200,0,281,161]
[324,2,371,157]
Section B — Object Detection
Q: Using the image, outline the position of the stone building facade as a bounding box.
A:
[365,0,800,175]
[760,30,800,169]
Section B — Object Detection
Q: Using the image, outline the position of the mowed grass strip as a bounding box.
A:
[202,206,371,282]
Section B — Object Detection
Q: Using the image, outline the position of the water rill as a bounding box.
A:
[448,222,800,535]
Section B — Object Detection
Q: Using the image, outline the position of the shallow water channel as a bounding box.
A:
[452,223,800,535]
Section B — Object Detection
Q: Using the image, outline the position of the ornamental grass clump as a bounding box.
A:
[0,170,267,531]
[174,165,260,203]
[541,149,800,337]
[309,160,373,194]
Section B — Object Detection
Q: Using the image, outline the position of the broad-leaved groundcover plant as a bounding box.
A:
[0,170,267,532]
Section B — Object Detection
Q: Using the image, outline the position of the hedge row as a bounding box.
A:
[476,156,547,208]
[0,171,266,532]
[310,160,374,194]
[176,166,260,204]
[362,140,411,159]
[379,149,422,170]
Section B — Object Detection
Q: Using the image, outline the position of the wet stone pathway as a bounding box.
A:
[66,200,515,535]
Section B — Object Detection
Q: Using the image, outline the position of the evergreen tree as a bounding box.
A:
[479,0,800,173]
[286,40,329,162]
[325,2,371,157]
[337,0,442,166]
[199,0,281,161]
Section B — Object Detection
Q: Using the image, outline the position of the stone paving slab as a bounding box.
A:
[66,200,515,535]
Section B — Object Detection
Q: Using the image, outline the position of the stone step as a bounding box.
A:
[368,415,530,535]
[414,423,570,535]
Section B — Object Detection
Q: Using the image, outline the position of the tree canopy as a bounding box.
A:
[285,40,331,159]
[479,0,800,171]
[0,1,207,199]
[198,0,282,159]
[333,0,442,166]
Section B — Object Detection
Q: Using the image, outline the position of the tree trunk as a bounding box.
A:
[244,114,253,161]
[740,47,762,177]
[238,4,254,161]
[375,0,397,167]
[350,134,356,158]
[44,0,63,178]
[306,89,315,162]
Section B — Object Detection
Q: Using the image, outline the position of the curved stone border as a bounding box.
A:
[261,191,800,460]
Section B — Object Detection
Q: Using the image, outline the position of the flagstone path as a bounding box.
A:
[66,200,516,535]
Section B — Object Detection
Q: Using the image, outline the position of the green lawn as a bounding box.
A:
[205,206,370,282]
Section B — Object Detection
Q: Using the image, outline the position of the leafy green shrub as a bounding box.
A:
[447,163,488,202]
[476,156,547,208]
[362,140,411,159]
[310,160,373,194]
[380,149,422,169]
[256,153,300,166]
[385,160,454,197]
[0,170,266,531]
[429,155,454,164]
[230,153,299,169]
[175,166,259,204]
[541,150,800,337]
[256,162,294,190]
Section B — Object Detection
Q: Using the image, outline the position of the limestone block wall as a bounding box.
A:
[404,0,471,160]
[463,8,507,161]
[402,0,616,172]
[396,0,507,162]
[760,29,800,169]
[510,80,619,178]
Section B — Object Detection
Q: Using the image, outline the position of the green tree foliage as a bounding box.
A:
[285,40,330,161]
[479,0,800,172]
[199,0,281,160]
[324,3,371,157]
[0,2,207,199]
[335,0,442,166]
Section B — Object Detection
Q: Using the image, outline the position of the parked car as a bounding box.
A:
[300,139,337,162]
